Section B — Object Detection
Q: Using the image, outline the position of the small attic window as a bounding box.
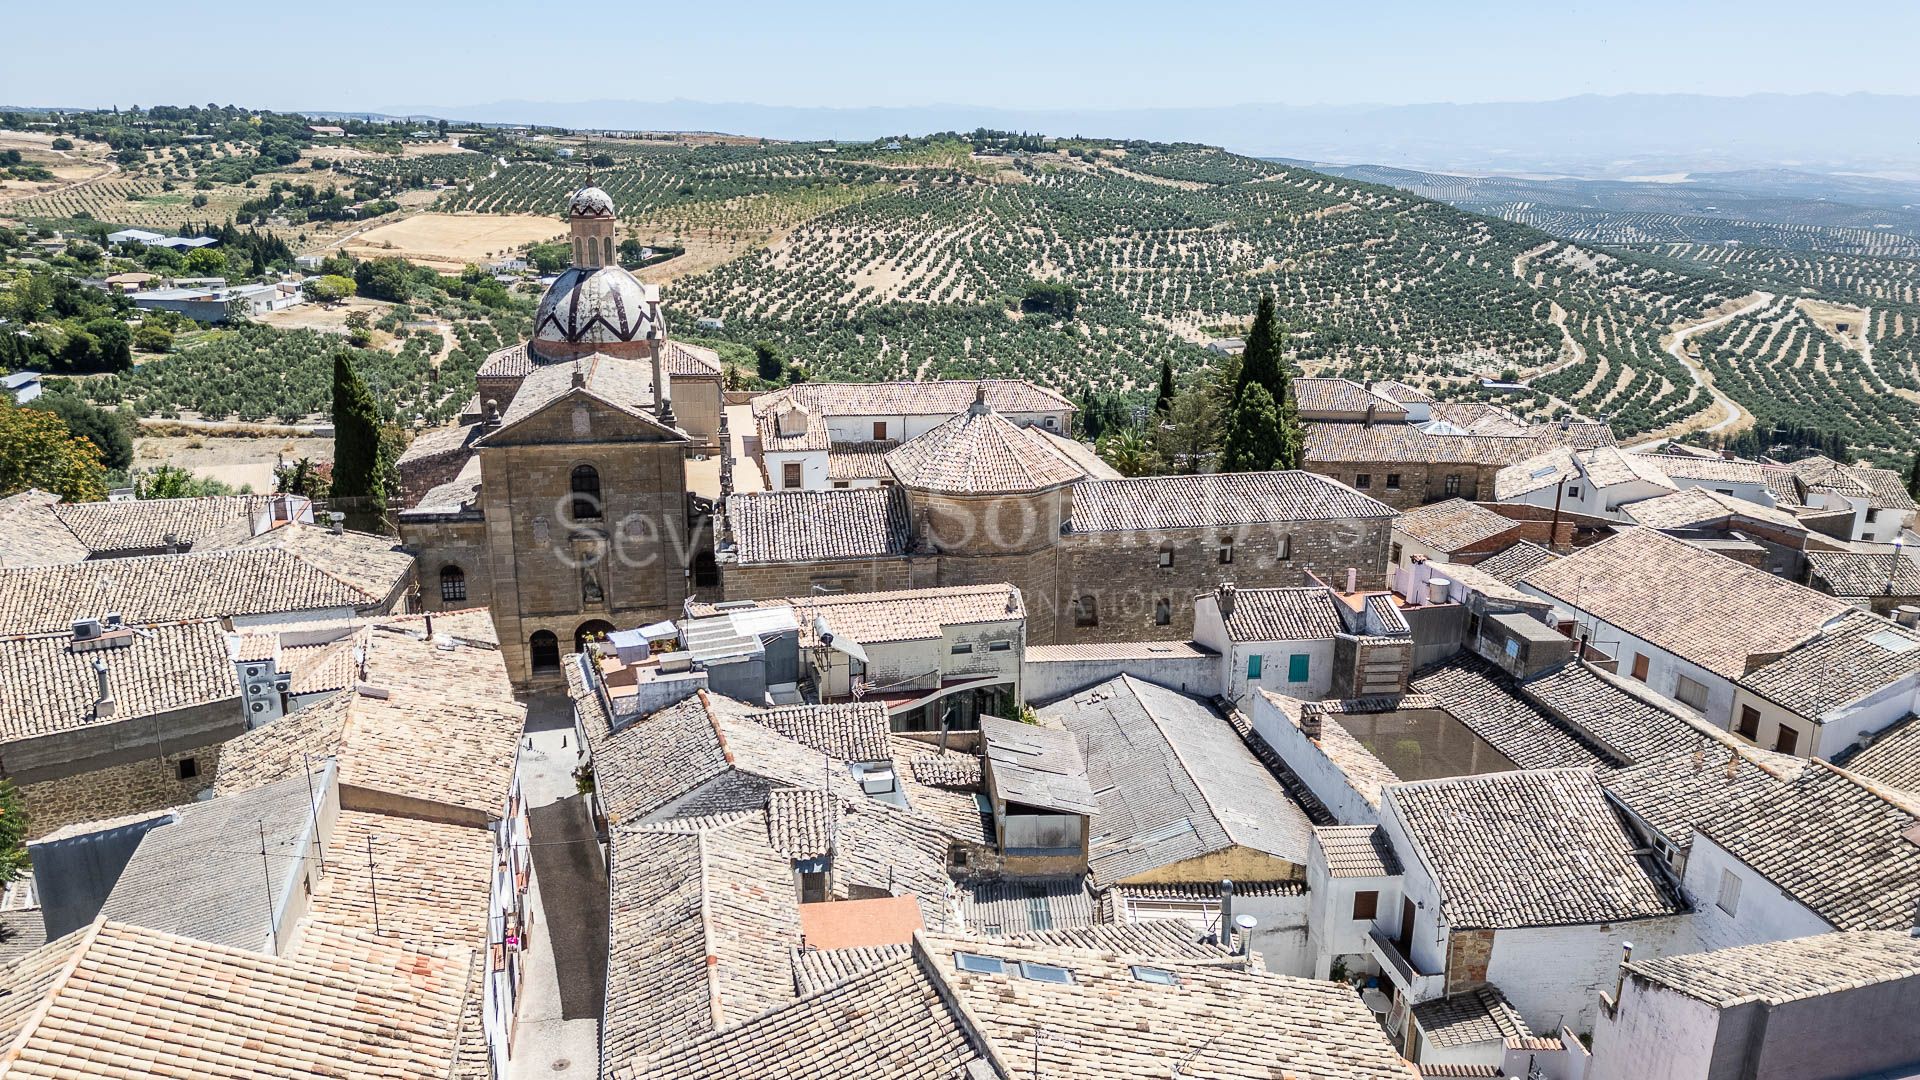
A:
[1019,962,1075,984]
[954,952,1005,975]
[1130,966,1178,985]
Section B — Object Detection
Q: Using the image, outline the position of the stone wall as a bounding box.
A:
[403,517,492,613]
[1445,928,1495,991]
[720,557,913,601]
[1310,462,1503,511]
[20,739,224,840]
[477,406,694,686]
[1053,517,1391,644]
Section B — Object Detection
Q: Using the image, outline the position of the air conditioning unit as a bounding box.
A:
[249,700,270,714]
[273,676,291,693]
[244,665,263,679]
[72,618,103,641]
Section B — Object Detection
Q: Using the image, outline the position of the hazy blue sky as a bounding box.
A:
[8,0,1918,112]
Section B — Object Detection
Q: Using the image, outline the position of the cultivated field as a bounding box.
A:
[340,212,565,268]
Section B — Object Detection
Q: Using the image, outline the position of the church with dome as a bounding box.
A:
[396,186,726,686]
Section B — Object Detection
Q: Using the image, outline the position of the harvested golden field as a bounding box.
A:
[342,212,564,268]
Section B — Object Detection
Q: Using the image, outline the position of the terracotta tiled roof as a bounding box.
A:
[1697,762,1920,931]
[295,809,493,955]
[1620,487,1806,532]
[1472,540,1559,584]
[1385,768,1684,930]
[883,405,1085,494]
[1519,659,1713,767]
[232,523,415,602]
[626,932,1417,1080]
[1494,446,1577,500]
[0,490,88,567]
[1314,824,1402,878]
[1739,610,1920,719]
[1293,378,1410,420]
[1805,549,1920,598]
[0,920,471,1079]
[0,544,405,635]
[1839,713,1920,794]
[1218,586,1347,642]
[1305,421,1544,467]
[752,379,1073,424]
[1518,528,1851,681]
[1071,470,1392,532]
[1579,446,1678,491]
[1409,656,1610,771]
[1638,454,1772,485]
[215,623,523,818]
[1426,401,1530,436]
[1790,455,1918,511]
[1625,929,1920,1006]
[1602,740,1806,848]
[0,620,238,741]
[724,486,910,565]
[49,494,284,555]
[825,439,896,480]
[1394,498,1517,552]
[1411,985,1531,1048]
[749,703,893,764]
[478,339,719,380]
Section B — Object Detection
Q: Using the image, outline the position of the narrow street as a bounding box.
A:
[506,695,605,1080]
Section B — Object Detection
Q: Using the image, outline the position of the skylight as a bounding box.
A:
[1130,966,1178,985]
[1867,629,1919,654]
[954,952,1005,974]
[1019,962,1075,984]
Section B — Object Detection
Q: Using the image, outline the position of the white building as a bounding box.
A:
[1516,528,1852,726]
[1589,931,1920,1080]
[1681,760,1920,954]
[1729,609,1920,758]
[1371,769,1687,1043]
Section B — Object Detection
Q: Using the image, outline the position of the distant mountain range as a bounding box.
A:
[340,93,1920,178]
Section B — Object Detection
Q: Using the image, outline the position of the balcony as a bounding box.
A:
[1367,926,1443,1000]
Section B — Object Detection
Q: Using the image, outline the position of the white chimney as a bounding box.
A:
[1427,577,1451,605]
[1345,567,1358,594]
[328,511,345,535]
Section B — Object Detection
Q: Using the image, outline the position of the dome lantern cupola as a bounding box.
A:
[567,185,618,270]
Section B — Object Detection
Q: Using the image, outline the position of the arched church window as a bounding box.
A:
[529,631,561,672]
[571,464,602,520]
[603,236,614,266]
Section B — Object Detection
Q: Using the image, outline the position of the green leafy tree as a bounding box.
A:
[274,456,329,498]
[304,274,355,306]
[330,351,385,505]
[1153,390,1218,474]
[0,398,106,501]
[353,257,412,302]
[1218,383,1289,473]
[1153,357,1175,415]
[28,392,134,471]
[130,465,242,498]
[1096,426,1160,477]
[0,781,25,884]
[132,323,173,354]
[182,246,227,277]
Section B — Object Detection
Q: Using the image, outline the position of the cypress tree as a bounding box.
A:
[1219,383,1285,473]
[1154,357,1176,416]
[1908,452,1920,499]
[1236,294,1282,399]
[330,351,383,503]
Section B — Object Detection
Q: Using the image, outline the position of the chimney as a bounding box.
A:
[1345,567,1358,594]
[968,385,990,416]
[1613,941,1635,1002]
[649,330,676,426]
[570,365,587,389]
[1364,403,1376,428]
[1897,605,1920,629]
[1217,583,1236,619]
[483,398,501,429]
[1299,703,1322,740]
[1218,879,1235,946]
[162,530,180,554]
[92,658,116,720]
[328,511,345,535]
